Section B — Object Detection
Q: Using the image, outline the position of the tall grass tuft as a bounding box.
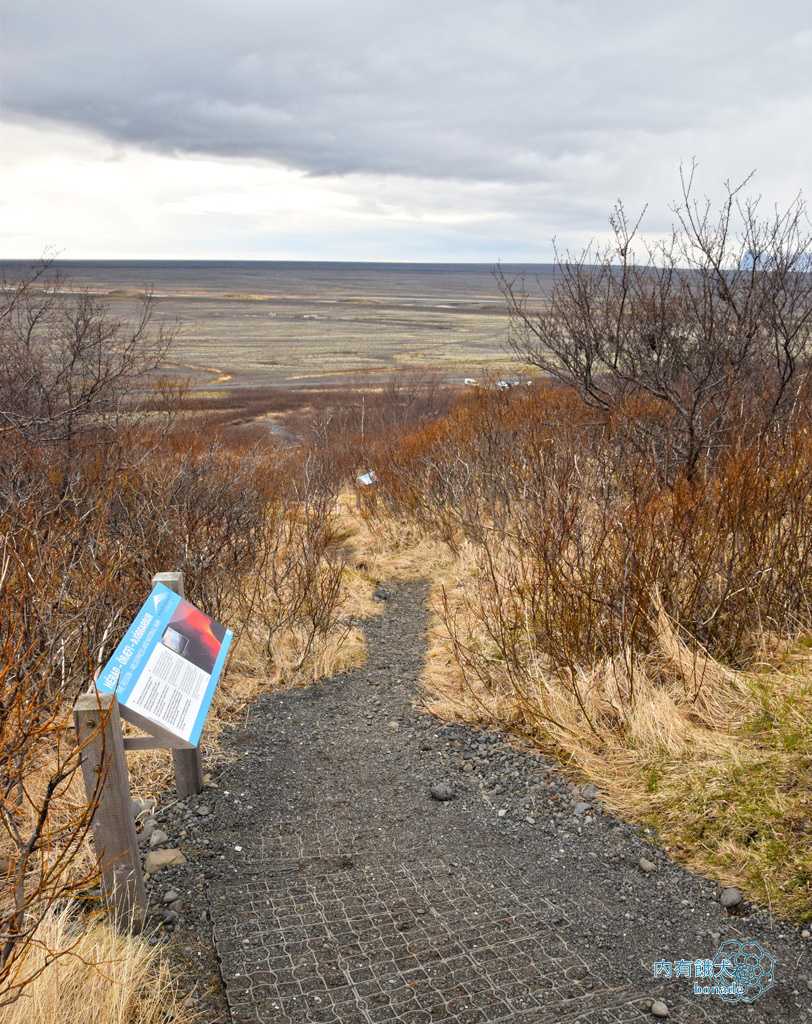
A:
[3,903,200,1024]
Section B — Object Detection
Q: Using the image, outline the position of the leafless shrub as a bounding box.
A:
[498,166,812,479]
[370,380,812,734]
[0,258,175,445]
[0,576,103,1006]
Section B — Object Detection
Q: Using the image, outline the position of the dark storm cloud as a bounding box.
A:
[5,0,809,186]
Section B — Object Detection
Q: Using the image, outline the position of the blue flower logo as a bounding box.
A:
[712,940,774,1003]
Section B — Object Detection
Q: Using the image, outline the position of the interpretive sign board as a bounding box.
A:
[96,583,232,748]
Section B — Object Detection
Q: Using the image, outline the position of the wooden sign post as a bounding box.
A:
[73,692,147,929]
[150,572,205,799]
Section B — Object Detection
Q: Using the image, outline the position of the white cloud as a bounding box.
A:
[0,120,561,259]
[2,1,811,259]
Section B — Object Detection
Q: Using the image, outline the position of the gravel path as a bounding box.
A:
[148,581,812,1023]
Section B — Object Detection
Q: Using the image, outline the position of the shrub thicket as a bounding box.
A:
[498,167,812,481]
[369,378,812,726]
[0,267,346,1004]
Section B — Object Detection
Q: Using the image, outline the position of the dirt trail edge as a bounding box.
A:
[197,581,812,1023]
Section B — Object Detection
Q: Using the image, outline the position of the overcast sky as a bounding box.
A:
[2,1,811,261]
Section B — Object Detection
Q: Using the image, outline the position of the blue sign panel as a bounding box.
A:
[96,583,232,747]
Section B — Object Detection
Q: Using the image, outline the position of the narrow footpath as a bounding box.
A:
[178,582,812,1023]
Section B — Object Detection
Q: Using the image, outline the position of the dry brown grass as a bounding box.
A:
[2,903,200,1024]
[347,490,812,920]
[337,492,457,586]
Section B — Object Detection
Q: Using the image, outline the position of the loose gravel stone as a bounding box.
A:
[651,999,669,1017]
[721,886,743,908]
[639,857,656,873]
[149,829,169,849]
[144,849,186,873]
[138,822,156,845]
[430,783,454,801]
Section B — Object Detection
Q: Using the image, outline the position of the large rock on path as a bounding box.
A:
[145,848,187,873]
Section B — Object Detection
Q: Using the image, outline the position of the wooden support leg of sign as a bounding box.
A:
[74,692,147,930]
[152,571,205,798]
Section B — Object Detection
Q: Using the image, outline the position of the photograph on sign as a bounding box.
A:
[96,583,232,748]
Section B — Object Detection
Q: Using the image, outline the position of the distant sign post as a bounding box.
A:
[356,470,377,510]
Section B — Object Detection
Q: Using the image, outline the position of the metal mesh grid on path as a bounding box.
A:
[210,857,666,1024]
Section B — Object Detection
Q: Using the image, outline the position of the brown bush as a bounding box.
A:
[368,381,812,719]
[0,418,351,999]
